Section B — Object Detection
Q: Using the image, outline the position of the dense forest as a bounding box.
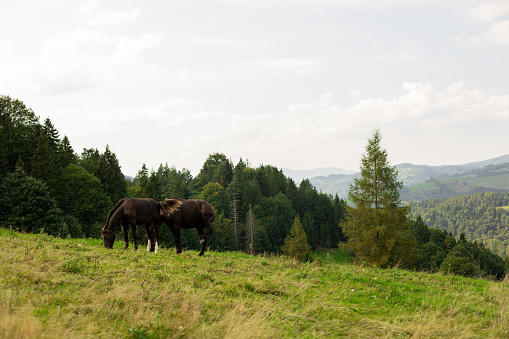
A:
[1,95,508,279]
[0,95,346,255]
[411,192,509,257]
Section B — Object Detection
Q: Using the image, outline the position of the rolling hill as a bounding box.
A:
[305,154,509,200]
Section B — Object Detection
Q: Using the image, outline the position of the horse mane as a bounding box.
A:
[102,197,132,233]
[160,198,183,217]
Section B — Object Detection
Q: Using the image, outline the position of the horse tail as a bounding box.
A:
[160,198,183,217]
[102,197,131,233]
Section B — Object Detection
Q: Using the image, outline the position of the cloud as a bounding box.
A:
[468,2,509,45]
[74,1,141,27]
[60,81,509,175]
[259,58,321,74]
[481,20,509,44]
[468,2,509,22]
[84,8,141,27]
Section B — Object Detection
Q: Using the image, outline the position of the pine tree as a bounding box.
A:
[342,129,412,267]
[282,216,311,262]
[57,135,76,168]
[97,145,127,203]
[42,117,60,151]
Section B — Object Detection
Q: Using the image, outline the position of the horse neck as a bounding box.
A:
[104,202,126,233]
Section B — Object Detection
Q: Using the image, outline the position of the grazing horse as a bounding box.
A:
[101,197,179,252]
[158,198,215,256]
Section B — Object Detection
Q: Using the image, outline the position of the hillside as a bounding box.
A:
[1,228,509,338]
[411,192,509,258]
[308,154,509,199]
[402,163,509,202]
[282,167,355,184]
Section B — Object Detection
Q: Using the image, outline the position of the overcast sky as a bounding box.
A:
[1,0,508,176]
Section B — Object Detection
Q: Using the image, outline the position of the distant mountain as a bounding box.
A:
[307,154,509,199]
[401,162,509,202]
[282,167,355,183]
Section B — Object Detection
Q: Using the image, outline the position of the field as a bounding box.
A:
[1,228,509,338]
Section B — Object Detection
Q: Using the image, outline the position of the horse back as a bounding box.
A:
[168,199,214,228]
[122,198,162,224]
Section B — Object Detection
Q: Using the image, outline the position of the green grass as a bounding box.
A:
[312,248,351,264]
[408,182,437,192]
[1,228,509,338]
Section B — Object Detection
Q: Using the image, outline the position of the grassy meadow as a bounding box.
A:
[1,227,509,338]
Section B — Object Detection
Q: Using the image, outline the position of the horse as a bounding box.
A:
[101,197,180,252]
[158,198,215,256]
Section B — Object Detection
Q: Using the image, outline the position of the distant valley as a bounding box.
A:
[283,154,509,201]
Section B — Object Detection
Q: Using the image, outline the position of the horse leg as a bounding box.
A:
[170,225,182,254]
[130,219,138,251]
[197,227,207,256]
[144,223,153,252]
[203,215,214,237]
[153,221,161,253]
[122,220,129,249]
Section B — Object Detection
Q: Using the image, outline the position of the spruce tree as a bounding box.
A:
[282,216,311,262]
[342,129,412,267]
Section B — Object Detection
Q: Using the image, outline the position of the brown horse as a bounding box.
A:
[101,197,180,252]
[159,198,215,256]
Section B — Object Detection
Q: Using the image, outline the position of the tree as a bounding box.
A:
[282,216,311,262]
[59,164,111,237]
[57,135,76,168]
[0,167,65,236]
[342,129,412,267]
[199,182,230,216]
[42,117,60,151]
[97,145,127,204]
[0,96,40,175]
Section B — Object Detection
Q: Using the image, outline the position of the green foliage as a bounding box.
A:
[0,167,65,235]
[411,192,509,257]
[59,164,111,237]
[342,129,413,267]
[282,217,311,262]
[199,182,230,215]
[441,255,477,277]
[0,95,40,175]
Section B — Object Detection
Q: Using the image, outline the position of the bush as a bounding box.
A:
[440,256,476,277]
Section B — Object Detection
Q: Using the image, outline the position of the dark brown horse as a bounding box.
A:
[158,198,215,256]
[101,197,180,252]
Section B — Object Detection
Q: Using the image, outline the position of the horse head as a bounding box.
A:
[101,228,115,249]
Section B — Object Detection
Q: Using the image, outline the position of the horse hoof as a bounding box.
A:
[198,253,204,256]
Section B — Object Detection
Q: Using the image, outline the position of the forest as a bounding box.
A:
[1,95,508,279]
[411,192,509,257]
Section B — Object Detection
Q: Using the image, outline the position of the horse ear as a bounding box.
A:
[161,198,183,216]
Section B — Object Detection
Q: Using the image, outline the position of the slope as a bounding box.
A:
[1,228,508,338]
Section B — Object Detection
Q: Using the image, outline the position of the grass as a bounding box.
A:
[312,248,351,264]
[1,227,509,338]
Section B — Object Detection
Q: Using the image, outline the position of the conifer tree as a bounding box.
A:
[282,216,311,262]
[342,129,412,267]
[97,145,127,203]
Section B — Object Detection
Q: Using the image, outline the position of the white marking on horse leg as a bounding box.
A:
[147,239,151,252]
[155,241,159,253]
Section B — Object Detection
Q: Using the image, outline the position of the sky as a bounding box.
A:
[1,0,509,177]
